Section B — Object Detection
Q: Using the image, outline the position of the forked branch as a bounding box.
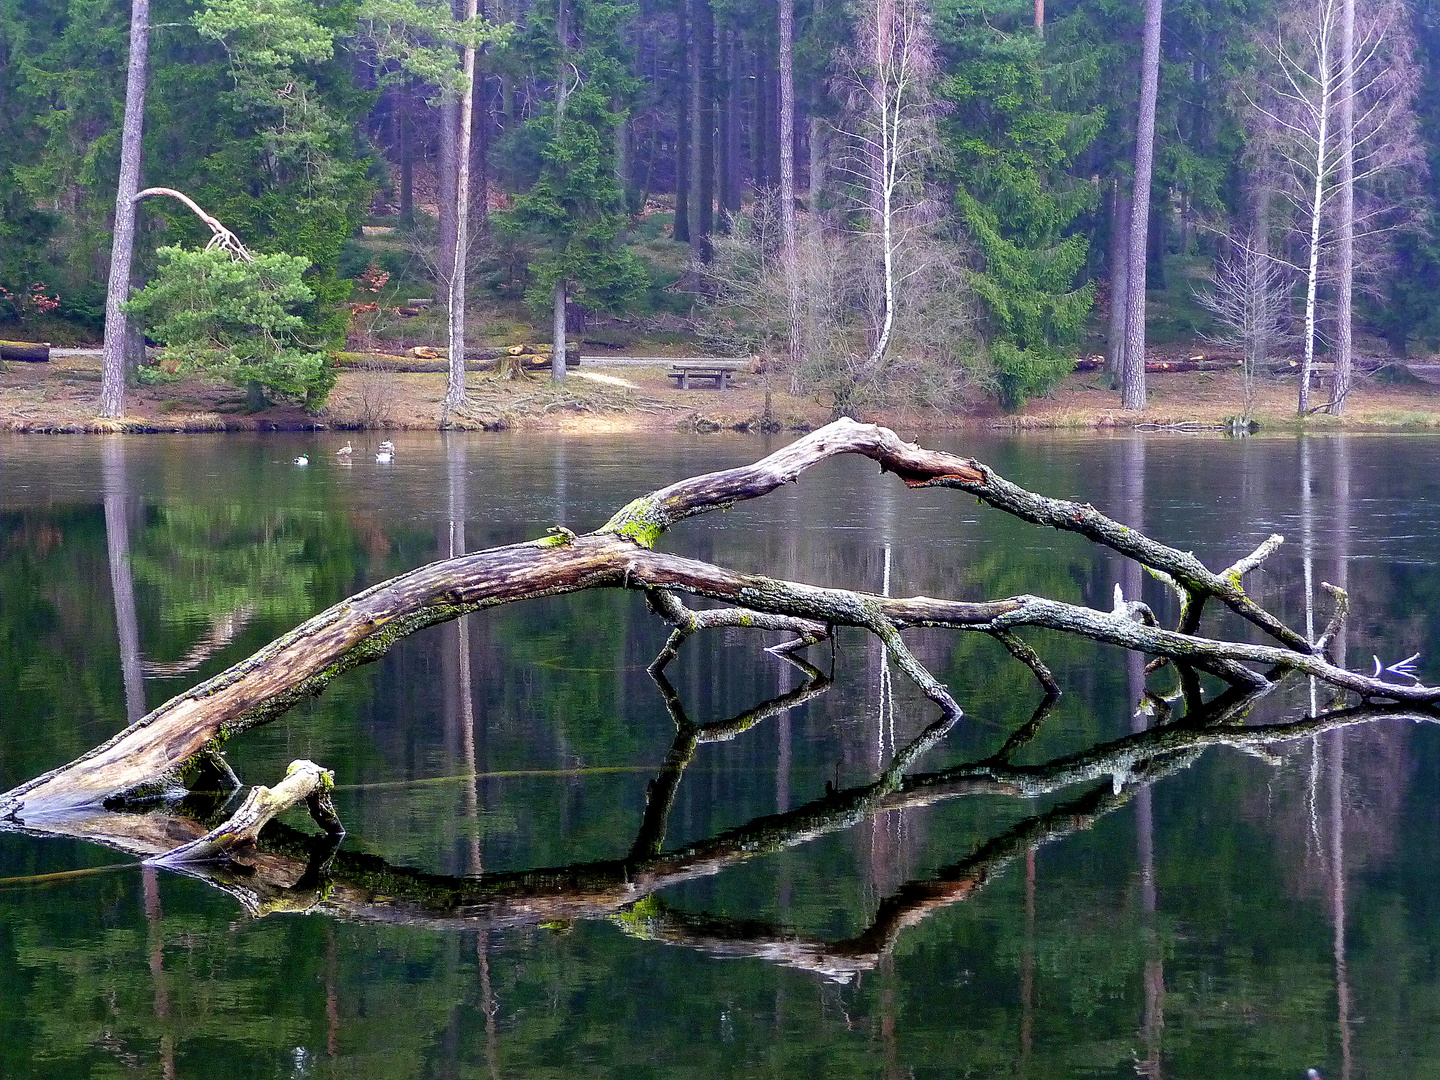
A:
[1,419,1426,821]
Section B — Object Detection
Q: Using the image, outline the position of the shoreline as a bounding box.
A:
[5,350,1440,436]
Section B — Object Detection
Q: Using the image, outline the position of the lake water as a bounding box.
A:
[4,429,1440,1079]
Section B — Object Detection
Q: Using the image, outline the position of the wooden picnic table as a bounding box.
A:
[667,359,745,389]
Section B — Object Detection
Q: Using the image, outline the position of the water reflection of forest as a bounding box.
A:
[16,654,1427,988]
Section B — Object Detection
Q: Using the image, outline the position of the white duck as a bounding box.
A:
[293,455,309,466]
[336,442,353,457]
[375,448,394,463]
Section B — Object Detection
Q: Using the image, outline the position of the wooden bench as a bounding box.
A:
[667,360,745,389]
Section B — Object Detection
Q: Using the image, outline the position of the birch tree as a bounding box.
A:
[835,0,940,408]
[1249,0,1421,414]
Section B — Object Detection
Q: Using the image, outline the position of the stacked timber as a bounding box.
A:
[334,343,580,373]
[0,340,50,362]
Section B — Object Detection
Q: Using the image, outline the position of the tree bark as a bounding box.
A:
[551,0,571,382]
[1332,0,1355,414]
[693,0,715,259]
[778,0,801,363]
[445,0,480,415]
[99,0,150,419]
[5,419,1427,822]
[145,760,344,866]
[551,278,568,379]
[1105,179,1131,389]
[1122,0,1164,411]
[673,0,692,243]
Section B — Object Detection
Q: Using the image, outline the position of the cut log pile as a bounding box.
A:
[334,343,580,373]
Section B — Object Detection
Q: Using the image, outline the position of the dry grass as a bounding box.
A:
[4,351,1439,435]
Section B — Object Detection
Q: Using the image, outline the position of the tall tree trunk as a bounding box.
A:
[674,0,691,243]
[437,95,460,302]
[399,81,415,226]
[445,0,480,415]
[808,0,828,239]
[753,30,770,190]
[552,0,571,382]
[1106,178,1131,389]
[779,0,802,364]
[100,0,151,419]
[717,24,735,230]
[1122,0,1164,411]
[1300,8,1333,417]
[1333,0,1355,414]
[694,0,715,259]
[473,41,490,235]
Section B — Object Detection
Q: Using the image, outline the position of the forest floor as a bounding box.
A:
[4,347,1440,435]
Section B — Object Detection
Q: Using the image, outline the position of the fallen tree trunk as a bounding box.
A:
[0,339,50,362]
[4,418,1432,821]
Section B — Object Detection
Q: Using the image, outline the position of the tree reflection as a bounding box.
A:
[10,663,1438,998]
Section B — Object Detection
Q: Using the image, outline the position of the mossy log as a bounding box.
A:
[0,339,50,362]
[4,418,1435,822]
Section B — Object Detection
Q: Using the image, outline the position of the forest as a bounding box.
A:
[2,0,1440,417]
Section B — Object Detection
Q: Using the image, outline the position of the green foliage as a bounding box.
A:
[124,245,336,407]
[936,1,1097,410]
[498,0,646,314]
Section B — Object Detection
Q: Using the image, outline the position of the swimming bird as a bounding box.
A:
[375,449,393,463]
[293,455,309,466]
[337,442,353,457]
[379,439,395,453]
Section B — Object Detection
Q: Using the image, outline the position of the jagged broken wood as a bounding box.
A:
[4,418,1436,822]
[144,760,342,866]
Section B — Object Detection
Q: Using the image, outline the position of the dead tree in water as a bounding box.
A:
[10,676,1429,979]
[3,418,1435,821]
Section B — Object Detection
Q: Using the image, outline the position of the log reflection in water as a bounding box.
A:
[8,670,1437,983]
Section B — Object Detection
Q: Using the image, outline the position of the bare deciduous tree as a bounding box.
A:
[832,0,941,409]
[701,196,977,414]
[1195,231,1293,421]
[1247,0,1422,414]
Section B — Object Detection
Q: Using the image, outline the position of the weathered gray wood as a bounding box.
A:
[145,759,343,865]
[3,418,1430,822]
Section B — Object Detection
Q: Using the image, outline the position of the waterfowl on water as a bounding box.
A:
[337,443,353,457]
[293,455,309,466]
[379,439,395,453]
[375,449,393,463]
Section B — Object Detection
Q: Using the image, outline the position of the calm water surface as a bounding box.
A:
[4,429,1440,1078]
